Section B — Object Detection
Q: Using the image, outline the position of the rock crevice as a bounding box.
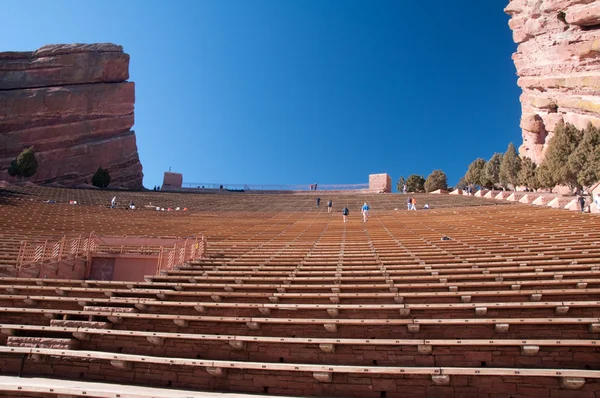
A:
[0,43,143,189]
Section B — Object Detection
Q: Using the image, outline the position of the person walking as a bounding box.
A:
[327,200,333,213]
[316,197,321,208]
[361,202,370,222]
[342,206,349,222]
[411,197,417,210]
[407,197,412,210]
[578,194,586,213]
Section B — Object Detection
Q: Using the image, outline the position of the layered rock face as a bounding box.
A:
[505,0,600,164]
[0,43,143,188]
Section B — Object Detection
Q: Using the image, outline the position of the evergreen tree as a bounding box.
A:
[464,158,486,188]
[396,176,407,192]
[484,153,502,189]
[424,170,448,192]
[536,162,555,192]
[406,174,425,192]
[499,142,521,189]
[8,147,38,180]
[518,157,539,190]
[538,122,583,191]
[568,123,600,189]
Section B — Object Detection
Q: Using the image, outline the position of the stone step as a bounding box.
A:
[7,336,79,350]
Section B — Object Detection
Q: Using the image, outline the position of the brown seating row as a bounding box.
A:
[1,346,598,389]
[1,307,598,335]
[0,375,221,398]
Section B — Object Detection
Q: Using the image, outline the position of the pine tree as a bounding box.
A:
[464,158,486,188]
[518,157,538,190]
[499,142,521,189]
[536,162,555,192]
[406,174,425,192]
[484,153,503,189]
[396,176,407,192]
[538,122,583,191]
[568,123,600,189]
[424,170,448,192]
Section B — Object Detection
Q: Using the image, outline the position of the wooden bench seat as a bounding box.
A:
[2,294,599,319]
[3,276,599,298]
[159,262,600,277]
[0,375,259,398]
[3,263,600,290]
[1,345,599,389]
[1,307,597,334]
[3,286,600,304]
[174,259,600,274]
[3,322,600,369]
[3,323,599,349]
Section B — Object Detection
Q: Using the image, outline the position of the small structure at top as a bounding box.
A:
[162,171,183,189]
[369,173,392,193]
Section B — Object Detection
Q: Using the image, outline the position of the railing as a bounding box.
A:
[179,182,370,192]
[157,236,207,274]
[16,233,207,277]
[17,233,96,274]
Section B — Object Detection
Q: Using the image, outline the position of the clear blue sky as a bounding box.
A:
[1,0,521,190]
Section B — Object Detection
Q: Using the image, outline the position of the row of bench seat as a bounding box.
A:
[1,186,600,396]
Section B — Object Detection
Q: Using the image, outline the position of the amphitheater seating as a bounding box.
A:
[0,185,599,397]
[0,375,248,398]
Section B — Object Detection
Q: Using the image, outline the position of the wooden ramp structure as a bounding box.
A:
[0,186,599,397]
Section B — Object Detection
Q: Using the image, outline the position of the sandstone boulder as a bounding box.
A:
[506,0,600,163]
[0,43,128,90]
[0,43,143,189]
[566,2,600,26]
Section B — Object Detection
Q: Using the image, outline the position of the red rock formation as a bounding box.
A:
[505,0,600,164]
[0,43,143,189]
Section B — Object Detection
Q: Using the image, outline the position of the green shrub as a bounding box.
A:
[8,147,38,180]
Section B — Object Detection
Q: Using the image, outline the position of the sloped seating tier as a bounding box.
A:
[0,375,262,398]
[1,322,599,369]
[0,346,599,398]
[1,186,600,397]
[0,186,504,275]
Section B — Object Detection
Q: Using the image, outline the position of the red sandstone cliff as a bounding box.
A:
[505,0,600,164]
[0,43,143,189]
